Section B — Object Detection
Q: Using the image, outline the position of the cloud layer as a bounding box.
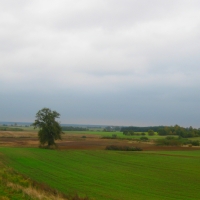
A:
[1,0,200,127]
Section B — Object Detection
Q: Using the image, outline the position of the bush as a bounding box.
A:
[123,130,134,136]
[140,136,149,141]
[177,138,200,146]
[189,140,200,146]
[166,136,176,140]
[101,135,118,139]
[105,145,142,151]
[148,130,155,136]
[155,137,183,146]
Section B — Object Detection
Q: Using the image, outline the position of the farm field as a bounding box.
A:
[1,147,200,200]
[1,130,200,199]
[0,130,196,151]
[0,125,164,139]
[62,130,163,140]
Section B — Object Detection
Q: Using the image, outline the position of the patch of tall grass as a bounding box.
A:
[0,165,89,200]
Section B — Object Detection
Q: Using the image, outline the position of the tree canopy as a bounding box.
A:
[32,108,62,147]
[157,125,200,138]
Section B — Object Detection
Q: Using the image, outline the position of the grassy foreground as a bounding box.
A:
[1,148,200,200]
[0,156,89,200]
[0,167,67,200]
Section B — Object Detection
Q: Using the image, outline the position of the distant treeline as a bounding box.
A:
[103,126,121,132]
[157,125,200,138]
[0,127,24,131]
[121,125,200,138]
[62,126,89,131]
[120,126,164,132]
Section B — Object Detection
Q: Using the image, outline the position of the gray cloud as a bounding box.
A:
[1,0,200,127]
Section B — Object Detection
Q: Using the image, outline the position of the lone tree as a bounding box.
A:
[32,108,62,148]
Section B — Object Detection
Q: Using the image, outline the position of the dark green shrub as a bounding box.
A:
[140,136,149,141]
[166,136,176,140]
[189,140,200,146]
[148,130,155,136]
[105,145,142,151]
[123,130,129,135]
[129,131,134,135]
[155,136,183,146]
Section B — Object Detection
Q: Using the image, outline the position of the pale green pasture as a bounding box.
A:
[63,131,165,140]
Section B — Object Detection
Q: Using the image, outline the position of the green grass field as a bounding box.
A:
[63,130,165,140]
[1,147,200,200]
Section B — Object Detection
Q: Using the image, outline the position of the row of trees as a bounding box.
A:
[121,126,163,133]
[62,126,88,131]
[123,129,155,136]
[157,125,200,138]
[121,125,200,138]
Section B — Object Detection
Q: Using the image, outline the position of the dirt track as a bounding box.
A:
[1,131,200,151]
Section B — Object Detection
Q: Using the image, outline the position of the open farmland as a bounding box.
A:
[1,130,200,199]
[1,147,200,200]
[0,130,198,151]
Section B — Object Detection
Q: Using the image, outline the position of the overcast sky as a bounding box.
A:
[1,0,200,127]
